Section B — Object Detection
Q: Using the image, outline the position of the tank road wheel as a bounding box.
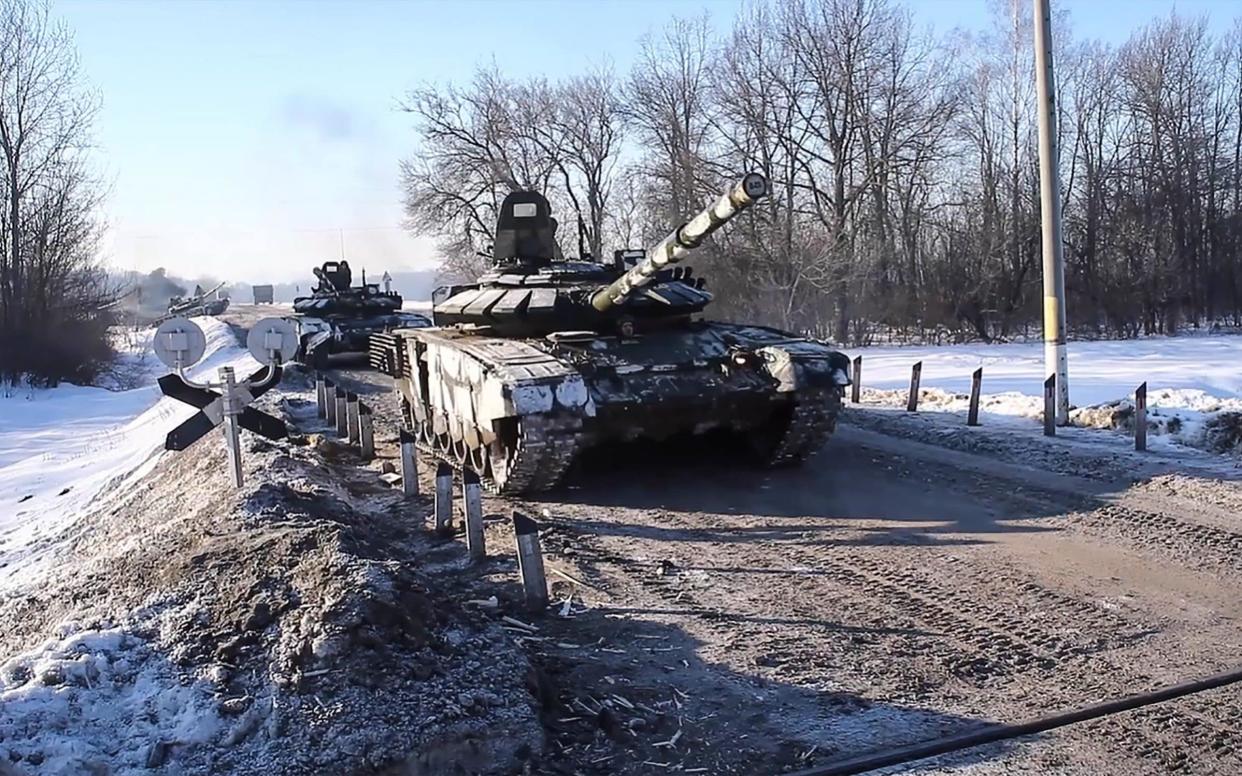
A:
[486,418,521,493]
[466,440,488,475]
[749,388,841,467]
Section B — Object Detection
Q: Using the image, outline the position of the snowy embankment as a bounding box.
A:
[851,335,1242,456]
[0,318,257,593]
[0,319,258,775]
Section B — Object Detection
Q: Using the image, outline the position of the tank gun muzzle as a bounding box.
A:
[591,173,768,313]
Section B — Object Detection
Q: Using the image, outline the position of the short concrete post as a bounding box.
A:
[324,380,337,425]
[315,374,326,418]
[335,392,348,437]
[399,429,419,496]
[1043,376,1056,437]
[906,361,922,412]
[1135,382,1147,452]
[851,355,862,404]
[346,392,360,445]
[461,468,485,561]
[358,403,374,460]
[434,462,453,536]
[513,511,548,610]
[968,367,983,427]
[219,366,244,488]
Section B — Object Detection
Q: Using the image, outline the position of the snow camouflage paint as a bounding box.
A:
[374,174,852,494]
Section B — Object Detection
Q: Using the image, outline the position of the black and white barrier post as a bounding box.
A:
[315,374,326,418]
[513,511,548,610]
[324,380,337,425]
[220,366,244,488]
[1135,382,1148,452]
[461,468,485,561]
[1043,376,1056,437]
[346,392,360,445]
[358,403,374,460]
[335,391,348,437]
[399,429,419,496]
[851,355,862,404]
[434,462,453,536]
[968,367,983,427]
[907,361,922,412]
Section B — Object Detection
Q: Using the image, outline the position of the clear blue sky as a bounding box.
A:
[56,0,1237,284]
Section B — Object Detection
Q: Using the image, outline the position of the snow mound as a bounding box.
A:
[0,612,223,775]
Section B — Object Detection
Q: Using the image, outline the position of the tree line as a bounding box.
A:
[401,0,1242,344]
[0,0,109,386]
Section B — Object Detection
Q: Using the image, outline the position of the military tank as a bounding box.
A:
[291,260,430,366]
[371,173,851,494]
[166,281,230,320]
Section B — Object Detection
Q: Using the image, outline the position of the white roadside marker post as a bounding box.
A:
[315,374,326,418]
[359,403,374,460]
[434,462,453,536]
[513,511,548,611]
[462,468,485,561]
[399,429,419,496]
[220,366,244,488]
[1135,382,1148,452]
[851,355,862,404]
[907,361,922,412]
[335,392,348,437]
[968,368,983,427]
[346,392,360,445]
[325,380,337,425]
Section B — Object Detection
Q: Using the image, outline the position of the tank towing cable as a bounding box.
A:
[783,665,1242,776]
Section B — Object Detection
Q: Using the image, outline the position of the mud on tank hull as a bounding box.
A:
[377,322,850,494]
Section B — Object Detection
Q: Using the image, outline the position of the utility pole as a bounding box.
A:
[1033,0,1069,424]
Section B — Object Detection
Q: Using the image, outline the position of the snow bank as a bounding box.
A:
[851,336,1242,455]
[0,610,223,775]
[0,317,258,594]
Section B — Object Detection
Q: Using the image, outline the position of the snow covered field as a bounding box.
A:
[851,335,1242,454]
[0,318,258,594]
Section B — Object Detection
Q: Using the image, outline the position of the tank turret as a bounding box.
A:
[430,174,769,335]
[592,173,768,312]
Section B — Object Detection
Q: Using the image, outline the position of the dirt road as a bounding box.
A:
[227,307,1242,774]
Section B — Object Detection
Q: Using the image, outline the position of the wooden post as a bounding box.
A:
[358,403,374,460]
[324,380,337,425]
[434,462,453,536]
[315,374,326,418]
[335,392,348,437]
[399,429,419,496]
[461,468,485,561]
[968,367,983,426]
[346,392,360,445]
[851,355,862,404]
[906,361,922,412]
[1043,375,1056,437]
[1135,382,1147,452]
[513,511,548,610]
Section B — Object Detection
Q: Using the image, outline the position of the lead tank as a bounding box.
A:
[371,173,851,494]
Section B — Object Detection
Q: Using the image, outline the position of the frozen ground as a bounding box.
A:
[851,335,1242,455]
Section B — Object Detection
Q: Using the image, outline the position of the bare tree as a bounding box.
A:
[0,0,108,386]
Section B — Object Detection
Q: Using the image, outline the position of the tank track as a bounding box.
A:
[760,388,842,465]
[411,401,583,495]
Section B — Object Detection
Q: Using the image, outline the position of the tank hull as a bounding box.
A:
[378,322,849,494]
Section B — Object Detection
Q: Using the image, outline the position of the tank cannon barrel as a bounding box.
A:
[591,173,768,313]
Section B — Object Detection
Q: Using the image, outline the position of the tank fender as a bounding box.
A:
[758,346,852,392]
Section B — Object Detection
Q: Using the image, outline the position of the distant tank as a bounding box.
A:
[291,260,430,366]
[167,281,230,319]
[371,174,851,494]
